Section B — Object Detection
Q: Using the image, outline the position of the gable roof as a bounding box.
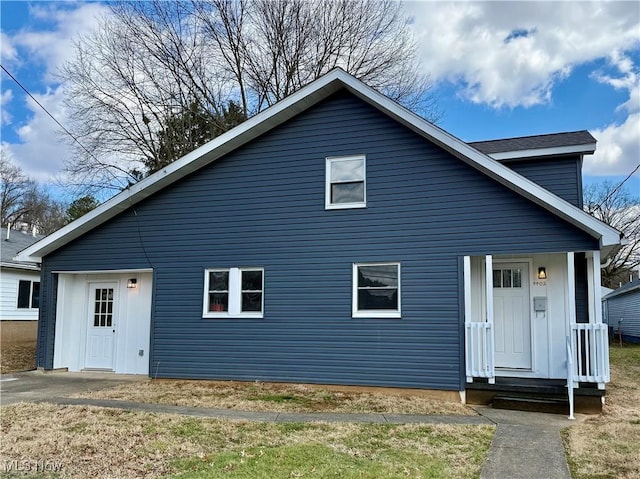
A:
[16,68,621,263]
[603,278,640,300]
[469,131,597,160]
[1,228,44,271]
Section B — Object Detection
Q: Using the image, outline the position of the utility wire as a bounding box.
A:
[1,64,128,188]
[596,161,640,209]
[1,64,98,160]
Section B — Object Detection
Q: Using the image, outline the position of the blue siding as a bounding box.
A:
[605,291,640,341]
[38,90,599,389]
[501,156,583,207]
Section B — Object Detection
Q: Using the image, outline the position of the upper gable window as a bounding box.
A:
[326,155,366,209]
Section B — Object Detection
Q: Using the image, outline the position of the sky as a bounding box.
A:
[1,1,639,203]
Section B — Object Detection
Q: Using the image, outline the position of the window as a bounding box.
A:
[17,280,40,309]
[204,268,264,318]
[493,268,522,288]
[326,155,366,209]
[353,263,400,318]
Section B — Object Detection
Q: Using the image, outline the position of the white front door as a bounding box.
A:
[85,283,117,369]
[493,263,532,369]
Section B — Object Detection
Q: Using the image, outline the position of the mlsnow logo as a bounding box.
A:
[2,459,64,472]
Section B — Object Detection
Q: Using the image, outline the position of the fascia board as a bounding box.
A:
[489,144,597,160]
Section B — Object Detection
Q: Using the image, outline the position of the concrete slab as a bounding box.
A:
[0,370,146,406]
[481,424,571,479]
[473,405,586,428]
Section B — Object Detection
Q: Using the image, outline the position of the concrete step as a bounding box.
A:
[491,395,569,415]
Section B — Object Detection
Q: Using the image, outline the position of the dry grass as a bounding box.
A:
[0,402,494,478]
[563,344,640,479]
[75,379,474,415]
[0,342,36,374]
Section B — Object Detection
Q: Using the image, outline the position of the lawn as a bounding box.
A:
[75,379,474,415]
[563,343,640,479]
[0,403,494,478]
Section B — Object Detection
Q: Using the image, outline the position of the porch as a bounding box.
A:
[463,252,610,418]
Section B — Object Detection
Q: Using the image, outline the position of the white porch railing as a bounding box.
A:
[465,322,494,382]
[569,323,610,384]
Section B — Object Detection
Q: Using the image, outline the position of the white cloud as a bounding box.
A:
[2,86,70,183]
[585,52,640,177]
[407,2,640,108]
[1,89,13,125]
[2,3,110,184]
[0,31,18,65]
[586,113,640,177]
[11,3,109,80]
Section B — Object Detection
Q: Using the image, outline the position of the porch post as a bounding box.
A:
[464,256,472,383]
[485,255,493,324]
[567,252,576,325]
[485,255,495,384]
[587,250,603,324]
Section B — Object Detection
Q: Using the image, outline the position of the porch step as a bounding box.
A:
[491,395,569,415]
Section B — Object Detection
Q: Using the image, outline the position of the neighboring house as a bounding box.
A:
[602,279,640,343]
[17,70,621,413]
[1,227,44,343]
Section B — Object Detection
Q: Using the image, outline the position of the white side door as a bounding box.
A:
[493,264,532,369]
[85,283,117,370]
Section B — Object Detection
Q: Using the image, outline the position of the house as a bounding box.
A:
[603,278,640,343]
[1,227,44,343]
[17,69,621,414]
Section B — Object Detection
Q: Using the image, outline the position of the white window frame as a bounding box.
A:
[17,279,40,310]
[325,155,367,209]
[203,268,264,319]
[352,262,401,318]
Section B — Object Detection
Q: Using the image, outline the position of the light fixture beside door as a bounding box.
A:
[127,278,138,289]
[537,267,547,280]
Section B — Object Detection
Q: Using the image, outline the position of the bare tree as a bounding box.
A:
[584,181,640,288]
[0,154,67,235]
[60,0,437,193]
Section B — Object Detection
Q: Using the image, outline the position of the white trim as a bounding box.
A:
[16,279,40,310]
[352,262,401,319]
[567,252,576,325]
[464,256,473,383]
[325,155,367,210]
[16,69,621,262]
[485,255,493,324]
[587,250,603,324]
[203,267,264,319]
[52,268,154,275]
[489,143,596,160]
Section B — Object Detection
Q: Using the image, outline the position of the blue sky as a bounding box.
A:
[1,1,639,202]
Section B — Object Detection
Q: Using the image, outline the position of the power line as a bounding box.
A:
[1,64,130,188]
[596,161,640,209]
[1,64,97,160]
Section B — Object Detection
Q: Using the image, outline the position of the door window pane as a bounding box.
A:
[502,269,512,288]
[493,270,502,288]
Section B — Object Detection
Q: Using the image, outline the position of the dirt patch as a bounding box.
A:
[0,342,36,374]
[563,344,640,479]
[75,379,474,415]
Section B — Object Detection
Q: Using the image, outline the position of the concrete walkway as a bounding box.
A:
[1,371,578,478]
[475,406,575,479]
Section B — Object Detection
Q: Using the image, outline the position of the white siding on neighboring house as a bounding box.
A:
[0,269,41,321]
